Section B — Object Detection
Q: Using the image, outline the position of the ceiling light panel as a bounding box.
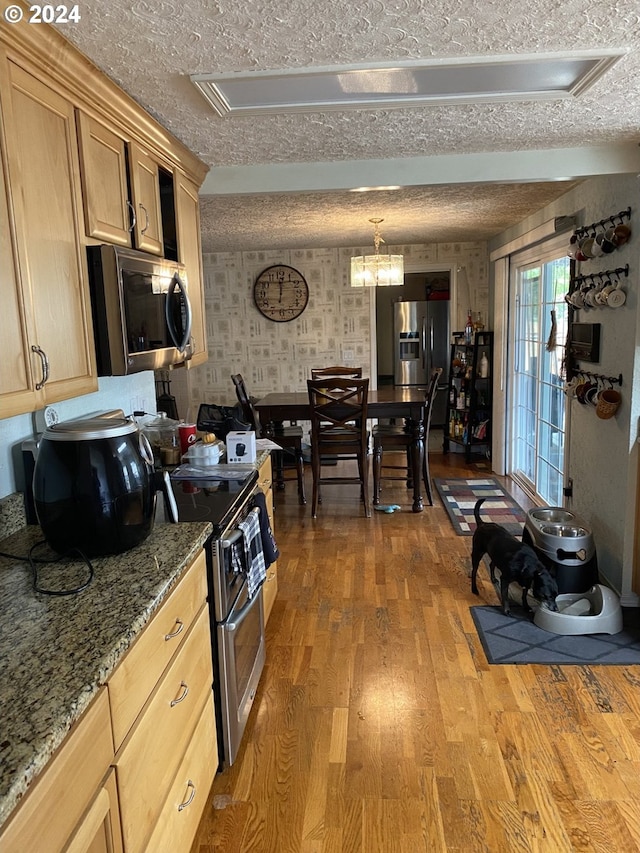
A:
[191,51,624,117]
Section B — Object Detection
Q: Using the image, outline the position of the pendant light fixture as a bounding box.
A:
[350,218,404,287]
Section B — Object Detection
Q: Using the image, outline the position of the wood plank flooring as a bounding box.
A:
[191,443,640,852]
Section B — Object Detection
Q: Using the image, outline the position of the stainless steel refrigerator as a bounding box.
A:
[394,300,449,426]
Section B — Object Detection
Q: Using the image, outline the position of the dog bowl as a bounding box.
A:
[539,524,588,538]
[533,584,622,635]
[530,508,575,524]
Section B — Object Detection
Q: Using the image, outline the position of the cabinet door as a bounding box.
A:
[76,112,132,246]
[64,769,124,853]
[0,690,113,853]
[0,113,36,417]
[257,455,278,623]
[129,140,163,255]
[1,58,97,408]
[174,172,207,366]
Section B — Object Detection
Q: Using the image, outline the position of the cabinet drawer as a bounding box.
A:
[109,550,206,748]
[262,564,278,625]
[115,606,213,853]
[258,454,273,492]
[143,694,218,853]
[0,689,113,853]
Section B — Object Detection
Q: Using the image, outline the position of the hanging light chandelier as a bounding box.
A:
[350,218,404,287]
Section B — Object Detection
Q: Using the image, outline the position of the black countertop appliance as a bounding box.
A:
[33,415,160,557]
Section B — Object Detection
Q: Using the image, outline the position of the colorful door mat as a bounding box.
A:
[433,477,526,536]
[471,606,640,665]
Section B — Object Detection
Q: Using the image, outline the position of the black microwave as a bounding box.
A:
[87,245,193,375]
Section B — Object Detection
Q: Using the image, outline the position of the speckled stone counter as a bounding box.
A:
[0,514,212,829]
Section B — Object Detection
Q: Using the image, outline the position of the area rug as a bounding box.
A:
[433,477,526,536]
[471,606,640,665]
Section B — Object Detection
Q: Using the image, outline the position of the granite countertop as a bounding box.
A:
[0,515,212,828]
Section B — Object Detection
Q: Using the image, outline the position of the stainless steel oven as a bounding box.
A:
[167,469,267,767]
[215,511,266,766]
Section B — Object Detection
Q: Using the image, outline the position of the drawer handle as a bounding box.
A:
[178,779,196,812]
[170,681,189,707]
[165,619,184,640]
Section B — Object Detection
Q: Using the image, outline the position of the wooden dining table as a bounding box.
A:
[255,386,428,512]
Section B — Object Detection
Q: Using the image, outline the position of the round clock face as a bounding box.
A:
[253,265,309,322]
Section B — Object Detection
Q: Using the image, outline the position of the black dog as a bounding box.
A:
[471,498,558,616]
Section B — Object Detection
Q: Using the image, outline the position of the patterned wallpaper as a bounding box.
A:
[171,239,488,419]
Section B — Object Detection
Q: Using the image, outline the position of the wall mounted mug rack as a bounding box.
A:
[565,264,629,309]
[567,208,631,261]
[569,265,629,290]
[570,366,622,386]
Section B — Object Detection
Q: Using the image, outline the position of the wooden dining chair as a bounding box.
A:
[231,374,306,504]
[372,367,442,507]
[307,376,370,519]
[310,366,363,380]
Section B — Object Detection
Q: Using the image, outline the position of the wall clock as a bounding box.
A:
[253,265,309,322]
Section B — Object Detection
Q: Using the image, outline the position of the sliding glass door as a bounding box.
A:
[510,246,570,506]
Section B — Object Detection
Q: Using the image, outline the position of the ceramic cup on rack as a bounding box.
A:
[613,224,631,247]
[596,230,617,254]
[585,385,600,407]
[606,283,626,308]
[564,376,579,397]
[596,279,614,305]
[575,380,594,405]
[596,389,621,419]
[583,285,600,308]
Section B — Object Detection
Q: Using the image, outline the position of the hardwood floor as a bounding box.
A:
[191,442,640,852]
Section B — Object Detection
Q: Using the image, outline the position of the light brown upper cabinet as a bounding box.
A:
[0,58,97,417]
[76,112,133,247]
[128,140,164,256]
[175,172,207,366]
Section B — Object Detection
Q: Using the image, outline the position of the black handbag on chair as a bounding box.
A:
[196,403,251,440]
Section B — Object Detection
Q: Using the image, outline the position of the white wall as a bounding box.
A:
[488,174,640,602]
[0,373,156,498]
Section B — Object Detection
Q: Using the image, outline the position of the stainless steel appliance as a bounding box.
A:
[394,299,449,426]
[87,244,193,375]
[167,470,266,767]
[31,415,175,556]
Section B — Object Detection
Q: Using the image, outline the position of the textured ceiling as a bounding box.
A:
[56,0,640,251]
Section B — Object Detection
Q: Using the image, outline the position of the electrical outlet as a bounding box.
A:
[342,349,355,362]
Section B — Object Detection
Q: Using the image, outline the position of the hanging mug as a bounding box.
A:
[606,282,626,308]
[596,388,621,419]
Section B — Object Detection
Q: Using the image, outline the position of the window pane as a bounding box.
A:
[511,253,568,506]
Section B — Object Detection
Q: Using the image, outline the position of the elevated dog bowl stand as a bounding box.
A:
[522,507,598,594]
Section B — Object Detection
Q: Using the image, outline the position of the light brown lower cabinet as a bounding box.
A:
[143,694,218,852]
[0,689,116,853]
[114,605,213,853]
[64,769,123,853]
[258,454,279,624]
[0,548,218,853]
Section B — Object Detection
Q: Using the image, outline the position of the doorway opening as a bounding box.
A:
[375,270,451,386]
[374,269,451,429]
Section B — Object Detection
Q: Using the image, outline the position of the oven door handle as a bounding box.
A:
[226,586,263,632]
[220,508,260,548]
